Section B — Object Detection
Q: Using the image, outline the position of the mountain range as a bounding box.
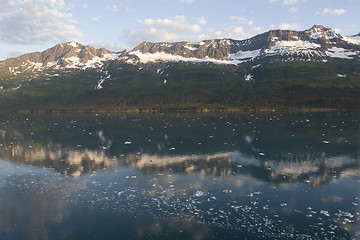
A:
[0,25,360,111]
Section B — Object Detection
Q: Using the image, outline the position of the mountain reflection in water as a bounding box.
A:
[0,111,358,239]
[0,111,358,183]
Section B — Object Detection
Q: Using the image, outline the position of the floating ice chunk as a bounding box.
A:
[343,218,354,224]
[320,210,330,217]
[194,191,204,197]
[125,141,132,145]
[259,152,265,156]
[323,140,330,144]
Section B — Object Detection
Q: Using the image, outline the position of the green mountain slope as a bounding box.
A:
[1,59,359,111]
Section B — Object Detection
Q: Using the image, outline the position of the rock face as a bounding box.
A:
[0,42,116,74]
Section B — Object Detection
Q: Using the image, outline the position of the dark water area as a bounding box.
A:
[0,110,359,239]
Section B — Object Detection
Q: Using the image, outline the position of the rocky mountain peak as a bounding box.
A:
[0,42,115,74]
[304,25,341,42]
[1,25,359,75]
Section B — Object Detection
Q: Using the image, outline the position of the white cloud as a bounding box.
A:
[315,8,347,15]
[333,9,346,15]
[106,4,119,12]
[282,0,298,5]
[199,26,264,41]
[225,26,263,39]
[196,17,207,25]
[142,16,201,33]
[124,15,203,44]
[229,16,254,26]
[290,7,298,14]
[271,23,302,30]
[92,15,102,21]
[124,15,264,45]
[87,41,127,52]
[0,0,83,44]
[82,3,88,9]
[334,28,342,33]
[269,0,304,5]
[181,0,194,3]
[8,50,28,58]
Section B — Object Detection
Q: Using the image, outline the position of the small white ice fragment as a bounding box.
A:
[259,152,265,156]
[194,191,204,197]
[125,141,132,145]
[323,140,330,144]
[320,210,330,217]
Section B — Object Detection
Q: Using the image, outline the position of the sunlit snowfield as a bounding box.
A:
[0,111,359,240]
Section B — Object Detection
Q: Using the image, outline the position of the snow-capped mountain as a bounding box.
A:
[1,25,360,111]
[118,25,360,65]
[0,42,118,75]
[1,25,359,76]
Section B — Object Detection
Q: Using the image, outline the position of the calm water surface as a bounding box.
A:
[0,111,359,239]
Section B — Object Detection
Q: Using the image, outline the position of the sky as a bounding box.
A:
[0,0,359,60]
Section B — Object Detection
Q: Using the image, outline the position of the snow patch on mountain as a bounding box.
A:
[68,42,80,48]
[128,51,235,65]
[64,53,119,69]
[64,56,81,68]
[227,49,261,64]
[337,73,347,78]
[326,47,358,59]
[96,78,105,90]
[244,74,253,81]
[12,84,22,90]
[267,41,321,55]
[343,36,360,45]
[184,45,200,51]
[311,32,321,40]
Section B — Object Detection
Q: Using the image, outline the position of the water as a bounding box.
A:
[0,111,358,240]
